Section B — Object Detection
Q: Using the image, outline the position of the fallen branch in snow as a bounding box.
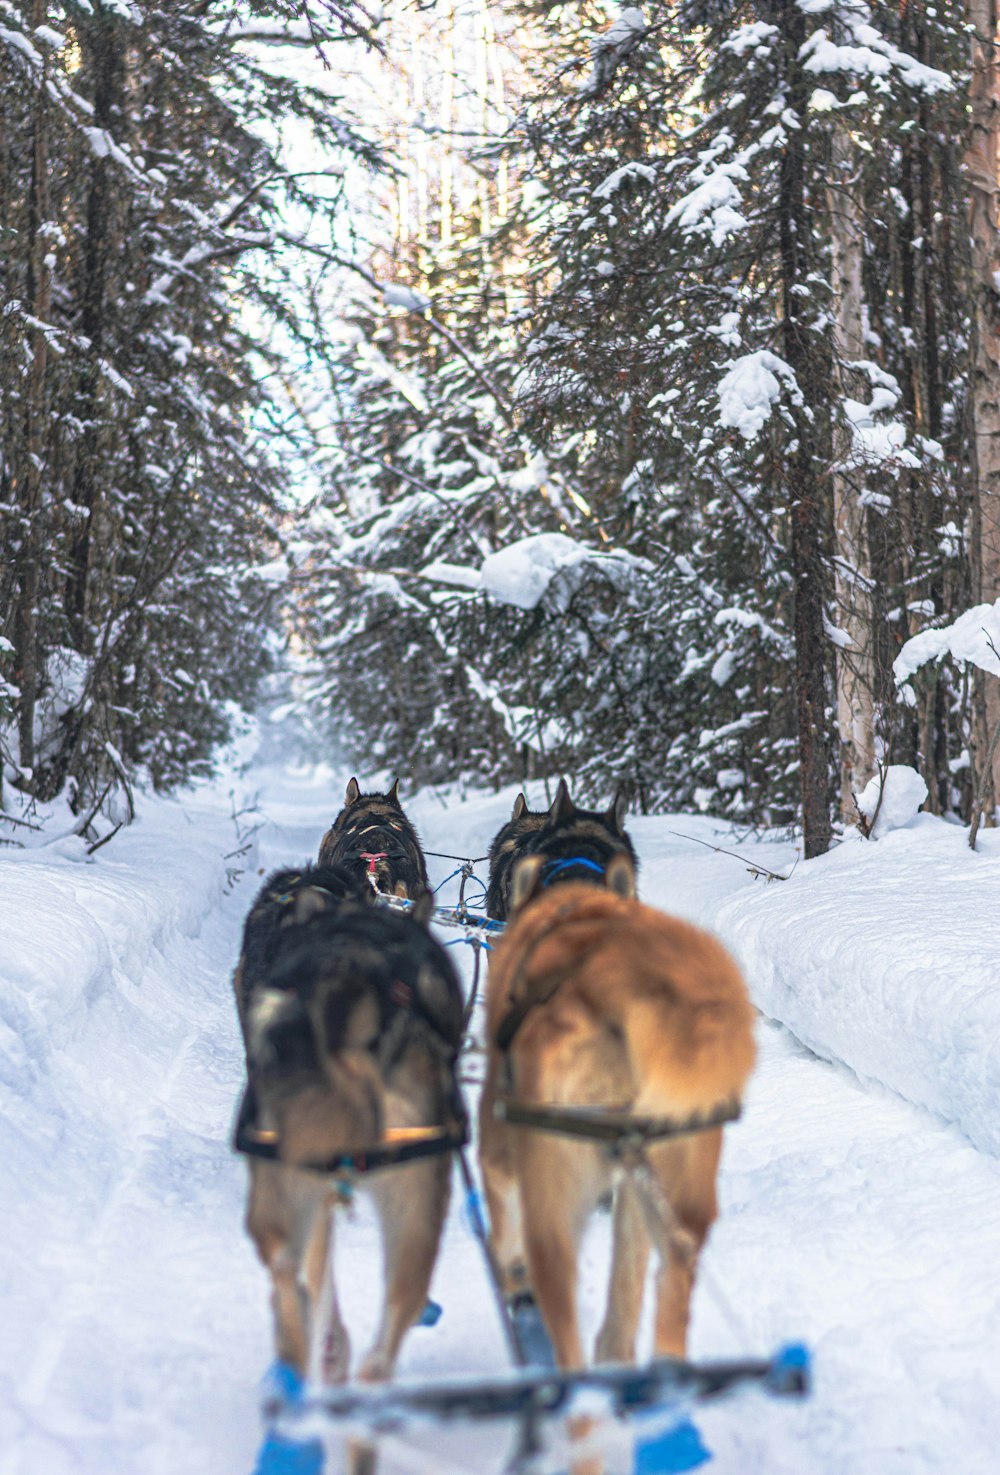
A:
[87,823,124,856]
[854,755,888,840]
[661,827,794,882]
[0,810,43,831]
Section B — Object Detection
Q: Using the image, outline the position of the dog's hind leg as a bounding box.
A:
[594,1177,650,1364]
[302,1199,351,1384]
[481,1153,528,1299]
[359,1154,451,1382]
[646,1135,720,1360]
[247,1162,327,1376]
[479,1056,531,1299]
[262,1241,311,1374]
[519,1137,603,1370]
[247,1163,308,1374]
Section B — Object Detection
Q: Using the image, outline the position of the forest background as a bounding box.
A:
[3,0,1000,860]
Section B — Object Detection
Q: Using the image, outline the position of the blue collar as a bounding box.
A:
[542,856,606,885]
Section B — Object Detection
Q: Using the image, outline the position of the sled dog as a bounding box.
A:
[242,894,465,1385]
[232,863,373,1043]
[319,777,430,899]
[478,852,755,1370]
[485,779,637,920]
[484,791,548,920]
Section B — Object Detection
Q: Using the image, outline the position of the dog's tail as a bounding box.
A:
[618,922,756,1120]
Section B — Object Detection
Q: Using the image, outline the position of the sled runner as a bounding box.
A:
[255,1344,809,1475]
[266,1342,810,1426]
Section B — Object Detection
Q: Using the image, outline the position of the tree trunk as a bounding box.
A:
[966,0,1000,818]
[65,11,123,652]
[829,122,877,821]
[780,2,833,857]
[14,0,51,779]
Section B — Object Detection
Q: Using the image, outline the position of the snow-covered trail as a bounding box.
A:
[3,761,1000,1475]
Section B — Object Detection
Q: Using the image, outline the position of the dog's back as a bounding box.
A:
[486,883,754,1118]
[318,777,430,899]
[233,862,371,1040]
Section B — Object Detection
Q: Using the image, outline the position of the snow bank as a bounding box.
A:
[0,796,233,1089]
[714,818,1000,1157]
[0,784,267,1475]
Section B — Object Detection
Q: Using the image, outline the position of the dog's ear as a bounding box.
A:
[510,855,545,913]
[388,777,401,805]
[511,792,527,820]
[605,853,637,900]
[345,776,361,806]
[606,789,628,835]
[548,778,573,823]
[410,889,435,927]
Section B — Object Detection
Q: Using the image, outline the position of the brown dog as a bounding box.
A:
[478,852,755,1372]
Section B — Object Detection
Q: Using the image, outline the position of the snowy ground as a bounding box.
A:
[3,747,1000,1475]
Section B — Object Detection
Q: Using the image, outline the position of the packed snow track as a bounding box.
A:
[2,758,998,1475]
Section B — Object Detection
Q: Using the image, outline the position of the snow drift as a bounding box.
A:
[715,817,1000,1157]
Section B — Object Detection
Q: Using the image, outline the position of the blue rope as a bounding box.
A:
[433,864,467,895]
[542,856,606,884]
[443,936,493,952]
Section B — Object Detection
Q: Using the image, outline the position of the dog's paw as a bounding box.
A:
[321,1324,351,1384]
[356,1350,391,1384]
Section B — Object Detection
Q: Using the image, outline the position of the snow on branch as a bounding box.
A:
[421,532,650,612]
[837,363,920,474]
[894,601,1000,686]
[665,169,747,245]
[593,161,657,199]
[579,6,648,99]
[800,3,952,96]
[717,350,800,442]
[382,282,432,312]
[722,22,779,58]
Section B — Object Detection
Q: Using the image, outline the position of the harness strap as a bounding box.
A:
[494,1097,742,1147]
[494,958,580,1054]
[493,900,601,1057]
[232,1083,468,1176]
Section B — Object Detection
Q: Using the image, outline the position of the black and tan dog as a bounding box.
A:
[242,892,465,1388]
[485,780,638,920]
[485,792,547,922]
[318,777,430,899]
